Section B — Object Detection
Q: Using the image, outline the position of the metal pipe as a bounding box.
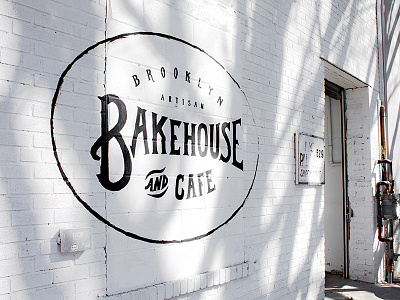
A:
[376,103,395,282]
[380,105,388,179]
[377,0,396,283]
[376,102,395,282]
[375,179,395,283]
[376,181,393,243]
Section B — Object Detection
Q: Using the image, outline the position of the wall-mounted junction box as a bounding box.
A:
[381,194,400,220]
[58,228,91,253]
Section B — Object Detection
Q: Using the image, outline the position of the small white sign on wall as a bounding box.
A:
[295,133,325,185]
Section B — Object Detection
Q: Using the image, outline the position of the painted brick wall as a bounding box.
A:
[319,0,383,283]
[345,87,382,282]
[0,0,382,299]
[0,0,107,299]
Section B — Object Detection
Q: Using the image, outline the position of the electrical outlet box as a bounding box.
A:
[59,228,91,253]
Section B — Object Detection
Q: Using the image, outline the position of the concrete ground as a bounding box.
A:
[325,273,400,299]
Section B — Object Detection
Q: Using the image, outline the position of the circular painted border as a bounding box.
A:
[50,32,259,243]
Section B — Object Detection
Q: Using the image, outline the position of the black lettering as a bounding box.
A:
[197,123,208,157]
[145,178,154,191]
[131,106,149,158]
[219,122,231,163]
[132,75,140,87]
[209,123,220,159]
[299,153,305,166]
[185,71,191,83]
[175,174,184,200]
[170,119,181,155]
[174,67,178,79]
[232,118,243,170]
[198,77,202,88]
[90,94,132,191]
[184,122,196,156]
[153,176,162,191]
[186,174,196,199]
[197,172,204,197]
[152,112,167,155]
[161,67,166,78]
[206,169,215,194]
[146,69,155,82]
[145,175,168,193]
[162,175,168,189]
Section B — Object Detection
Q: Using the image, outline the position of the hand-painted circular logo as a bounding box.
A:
[51,32,258,243]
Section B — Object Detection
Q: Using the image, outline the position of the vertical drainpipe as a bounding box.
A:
[380,0,391,282]
[378,0,387,110]
[377,106,395,283]
[378,0,389,152]
[379,0,388,282]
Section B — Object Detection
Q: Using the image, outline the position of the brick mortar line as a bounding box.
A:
[103,261,251,299]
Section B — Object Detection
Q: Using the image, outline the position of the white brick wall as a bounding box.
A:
[0,0,383,299]
[0,1,107,299]
[345,87,381,282]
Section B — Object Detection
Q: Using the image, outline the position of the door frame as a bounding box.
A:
[325,80,350,278]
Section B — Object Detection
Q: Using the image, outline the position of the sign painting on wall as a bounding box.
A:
[51,32,258,243]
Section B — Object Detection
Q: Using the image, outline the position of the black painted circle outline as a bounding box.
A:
[50,32,259,243]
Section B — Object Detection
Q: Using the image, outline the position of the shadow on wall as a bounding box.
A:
[1,1,107,298]
[243,0,380,297]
